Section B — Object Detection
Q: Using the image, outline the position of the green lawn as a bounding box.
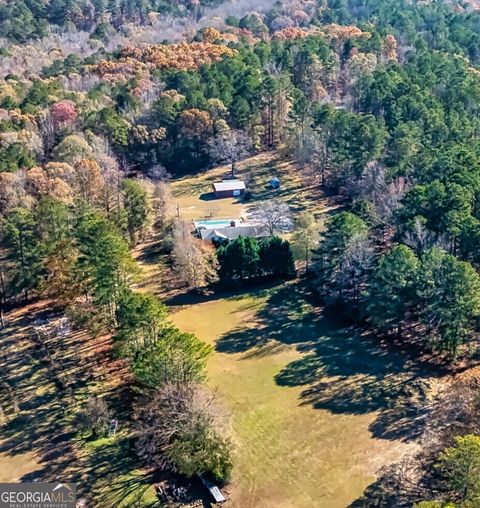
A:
[170,282,435,508]
[171,151,330,223]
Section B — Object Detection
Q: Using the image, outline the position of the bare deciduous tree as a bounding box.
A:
[403,217,437,256]
[153,181,174,232]
[348,163,409,244]
[148,164,171,181]
[331,233,374,304]
[208,130,251,177]
[0,170,31,215]
[350,162,407,226]
[251,200,293,236]
[172,221,218,290]
[136,383,215,467]
[77,397,112,438]
[135,383,232,482]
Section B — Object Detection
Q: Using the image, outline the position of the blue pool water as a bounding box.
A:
[195,219,237,228]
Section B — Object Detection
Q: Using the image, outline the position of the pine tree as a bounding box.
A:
[368,245,419,334]
[417,248,480,357]
[122,179,150,245]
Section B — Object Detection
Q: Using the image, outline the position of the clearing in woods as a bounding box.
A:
[169,281,438,508]
[146,154,437,507]
[171,151,333,222]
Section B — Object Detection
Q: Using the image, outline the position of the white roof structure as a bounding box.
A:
[199,474,226,504]
[213,180,246,192]
[200,229,228,241]
[209,486,226,503]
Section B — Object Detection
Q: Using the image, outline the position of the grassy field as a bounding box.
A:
[170,282,437,508]
[171,152,333,223]
[167,155,436,507]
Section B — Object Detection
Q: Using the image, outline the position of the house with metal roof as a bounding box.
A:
[212,179,246,198]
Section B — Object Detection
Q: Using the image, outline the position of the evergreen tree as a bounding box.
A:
[258,236,295,279]
[75,209,136,320]
[115,290,168,353]
[437,435,480,504]
[122,179,150,246]
[35,198,77,299]
[132,327,212,387]
[368,245,420,333]
[2,207,41,298]
[217,236,260,283]
[417,248,480,357]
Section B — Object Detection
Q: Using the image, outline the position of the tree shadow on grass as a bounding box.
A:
[347,469,412,508]
[0,303,150,507]
[215,282,438,444]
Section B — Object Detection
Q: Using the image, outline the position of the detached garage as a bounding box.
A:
[212,180,246,199]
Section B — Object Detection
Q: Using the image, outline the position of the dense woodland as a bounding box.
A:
[4,0,480,506]
[0,0,228,41]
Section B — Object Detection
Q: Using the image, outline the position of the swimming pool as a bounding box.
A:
[194,218,239,229]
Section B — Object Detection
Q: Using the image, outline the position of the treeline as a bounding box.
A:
[85,34,338,172]
[2,179,149,302]
[316,211,480,358]
[319,0,480,64]
[0,32,336,173]
[294,33,480,363]
[1,179,233,482]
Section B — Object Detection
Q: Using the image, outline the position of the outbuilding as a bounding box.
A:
[212,180,246,198]
[270,177,280,189]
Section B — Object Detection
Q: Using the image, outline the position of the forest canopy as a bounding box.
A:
[4,0,480,505]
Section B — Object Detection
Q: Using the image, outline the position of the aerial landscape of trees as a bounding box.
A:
[4,0,480,505]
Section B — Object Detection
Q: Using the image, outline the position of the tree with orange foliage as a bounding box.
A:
[179,109,213,139]
[25,166,74,203]
[92,42,237,83]
[73,159,105,204]
[382,34,398,62]
[179,109,213,159]
[200,27,221,44]
[25,167,50,198]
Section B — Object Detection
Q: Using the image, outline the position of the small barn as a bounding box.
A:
[212,180,246,198]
